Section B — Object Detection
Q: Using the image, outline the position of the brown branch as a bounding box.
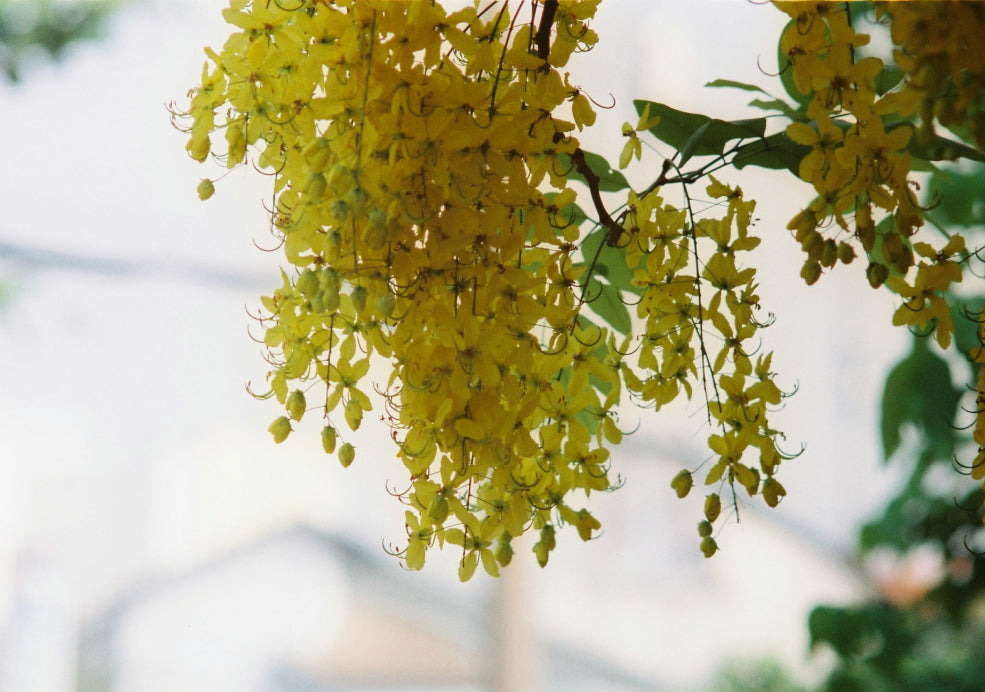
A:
[568,146,624,246]
[535,0,558,60]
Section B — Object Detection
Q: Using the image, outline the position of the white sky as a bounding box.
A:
[0,1,913,689]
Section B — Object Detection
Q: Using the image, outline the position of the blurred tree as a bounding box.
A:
[0,0,119,82]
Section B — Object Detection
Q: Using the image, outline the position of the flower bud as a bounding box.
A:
[700,536,718,558]
[377,293,396,317]
[671,470,693,498]
[321,425,337,454]
[704,493,722,522]
[338,442,355,468]
[296,269,319,299]
[197,179,215,200]
[268,416,292,444]
[287,390,306,421]
[351,285,368,315]
[306,172,327,202]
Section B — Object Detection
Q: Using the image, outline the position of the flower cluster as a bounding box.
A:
[775,2,981,350]
[619,177,790,555]
[876,1,985,150]
[776,1,920,289]
[176,0,628,579]
[177,0,796,576]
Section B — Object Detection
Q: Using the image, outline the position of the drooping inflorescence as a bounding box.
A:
[174,0,798,577]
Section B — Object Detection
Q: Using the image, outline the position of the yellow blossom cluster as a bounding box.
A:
[176,0,796,576]
[775,2,978,347]
[876,1,985,150]
[777,1,985,503]
[175,0,628,579]
[776,1,921,289]
[618,177,790,556]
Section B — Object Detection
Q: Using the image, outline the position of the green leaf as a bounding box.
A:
[950,297,985,362]
[748,98,802,119]
[633,100,767,159]
[560,150,630,192]
[777,20,812,106]
[879,336,962,462]
[705,78,775,95]
[678,120,711,168]
[891,122,985,163]
[927,164,985,227]
[579,228,642,296]
[732,131,810,175]
[704,78,801,119]
[585,277,632,334]
[875,64,904,96]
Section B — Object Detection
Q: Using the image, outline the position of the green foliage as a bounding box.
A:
[633,99,766,164]
[0,0,119,82]
[879,337,962,464]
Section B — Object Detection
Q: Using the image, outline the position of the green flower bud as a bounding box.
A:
[698,520,713,538]
[495,536,514,567]
[296,269,319,299]
[369,207,387,229]
[866,261,889,288]
[762,477,786,508]
[837,241,855,265]
[671,470,693,498]
[287,390,306,421]
[197,178,215,200]
[700,536,718,558]
[820,239,838,268]
[320,267,340,290]
[268,416,292,444]
[377,293,396,317]
[321,425,337,454]
[306,172,327,202]
[800,260,822,285]
[344,398,363,431]
[331,199,349,220]
[319,285,340,312]
[704,493,721,522]
[351,285,368,315]
[338,442,355,468]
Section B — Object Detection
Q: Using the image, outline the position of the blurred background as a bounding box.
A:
[2,1,977,690]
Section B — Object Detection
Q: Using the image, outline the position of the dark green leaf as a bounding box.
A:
[748,98,802,119]
[633,100,767,159]
[879,336,962,462]
[891,122,985,163]
[560,150,630,192]
[927,164,985,227]
[732,132,810,175]
[678,121,711,168]
[950,297,985,363]
[579,228,642,296]
[585,277,632,334]
[705,78,775,95]
[875,65,904,96]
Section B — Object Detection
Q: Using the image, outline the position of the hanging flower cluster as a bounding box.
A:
[776,1,921,289]
[175,0,793,577]
[617,176,790,557]
[876,1,985,151]
[776,2,985,501]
